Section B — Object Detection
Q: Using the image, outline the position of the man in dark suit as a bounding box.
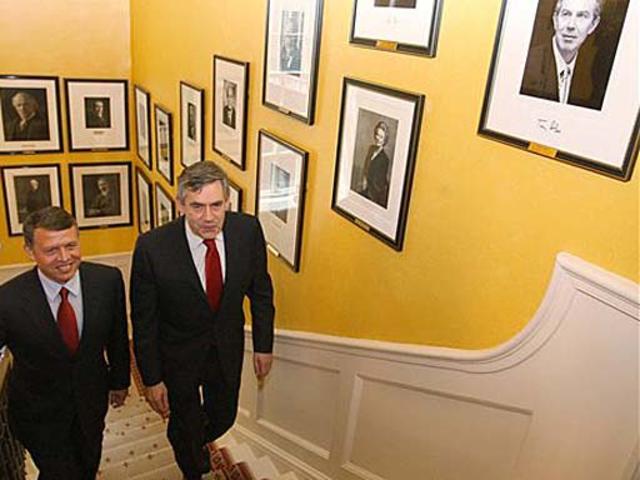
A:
[131,161,274,480]
[520,0,605,110]
[85,99,110,129]
[0,207,130,480]
[6,91,49,141]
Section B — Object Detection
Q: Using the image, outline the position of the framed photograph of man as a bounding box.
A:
[228,178,243,212]
[180,81,204,167]
[0,75,63,154]
[350,0,444,57]
[332,78,424,251]
[213,55,249,170]
[136,167,153,234]
[478,0,639,180]
[154,104,174,184]
[256,130,308,271]
[69,162,132,229]
[262,0,324,124]
[134,85,152,169]
[1,164,62,236]
[154,182,176,228]
[65,79,129,151]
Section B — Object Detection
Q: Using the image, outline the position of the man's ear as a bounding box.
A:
[24,243,35,261]
[587,15,601,36]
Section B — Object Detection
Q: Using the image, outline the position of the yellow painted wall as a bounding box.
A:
[0,0,137,263]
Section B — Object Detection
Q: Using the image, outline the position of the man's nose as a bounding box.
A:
[203,206,216,220]
[58,248,70,261]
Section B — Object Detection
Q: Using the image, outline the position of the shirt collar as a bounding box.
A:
[552,37,578,77]
[184,218,224,249]
[38,268,81,302]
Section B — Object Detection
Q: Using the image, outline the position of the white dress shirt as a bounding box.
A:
[38,269,84,337]
[552,39,578,104]
[184,219,227,292]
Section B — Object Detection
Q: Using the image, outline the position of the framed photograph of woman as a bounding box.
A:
[478,0,639,180]
[65,79,129,151]
[154,182,176,228]
[69,162,132,229]
[180,81,204,167]
[332,77,424,250]
[350,0,444,57]
[228,178,243,212]
[213,55,249,170]
[256,130,308,271]
[1,164,62,236]
[134,85,152,169]
[262,0,324,124]
[0,75,63,155]
[154,104,174,184]
[136,167,153,234]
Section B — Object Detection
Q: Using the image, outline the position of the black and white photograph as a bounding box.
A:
[228,179,243,213]
[154,182,176,227]
[479,0,639,180]
[1,164,62,236]
[0,75,62,154]
[135,85,151,168]
[263,0,323,124]
[180,81,204,167]
[65,79,129,151]
[256,130,308,271]
[155,104,173,184]
[136,167,153,234]
[332,78,424,250]
[69,162,132,229]
[213,55,249,170]
[350,0,444,56]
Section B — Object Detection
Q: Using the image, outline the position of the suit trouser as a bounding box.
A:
[166,346,240,479]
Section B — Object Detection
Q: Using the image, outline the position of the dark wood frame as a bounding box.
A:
[154,182,176,227]
[256,130,308,272]
[180,81,205,168]
[135,167,154,234]
[331,77,424,251]
[154,104,174,185]
[0,75,63,155]
[228,178,244,212]
[134,85,152,169]
[64,78,129,152]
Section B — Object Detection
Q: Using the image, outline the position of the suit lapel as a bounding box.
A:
[220,214,239,308]
[76,263,96,358]
[173,217,210,307]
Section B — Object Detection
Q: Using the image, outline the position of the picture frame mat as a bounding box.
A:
[134,86,151,167]
[154,104,173,183]
[136,168,153,233]
[155,182,176,226]
[180,82,204,167]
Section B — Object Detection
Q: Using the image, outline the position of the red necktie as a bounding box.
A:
[204,239,223,311]
[57,287,79,354]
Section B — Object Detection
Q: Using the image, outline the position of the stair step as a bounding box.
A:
[101,431,169,467]
[98,446,175,479]
[106,396,151,422]
[223,443,256,465]
[106,410,160,435]
[128,462,183,480]
[249,456,279,479]
[103,419,167,449]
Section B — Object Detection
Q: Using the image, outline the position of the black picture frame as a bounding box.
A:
[478,0,639,181]
[135,167,153,234]
[154,182,176,228]
[134,85,152,169]
[256,130,308,272]
[0,75,63,155]
[350,0,444,57]
[69,162,132,230]
[262,0,324,124]
[228,178,243,212]
[332,77,424,251]
[1,164,62,236]
[64,78,129,152]
[180,81,204,167]
[154,104,174,185]
[213,55,249,170]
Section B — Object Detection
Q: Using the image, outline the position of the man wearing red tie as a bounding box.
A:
[0,207,130,479]
[131,161,274,480]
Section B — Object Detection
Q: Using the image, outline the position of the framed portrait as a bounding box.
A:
[69,162,132,229]
[180,82,204,167]
[135,167,153,234]
[350,0,444,57]
[154,182,176,228]
[134,85,152,169]
[0,75,62,154]
[256,130,308,271]
[154,104,174,184]
[213,55,249,170]
[262,0,324,124]
[228,178,243,212]
[479,0,639,180]
[64,79,129,151]
[1,164,62,236]
[332,77,424,250]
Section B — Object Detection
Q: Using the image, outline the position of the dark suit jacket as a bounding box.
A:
[0,262,130,448]
[362,145,390,208]
[130,213,274,391]
[520,39,607,110]
[6,112,48,141]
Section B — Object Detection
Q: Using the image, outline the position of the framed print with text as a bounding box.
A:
[65,79,129,151]
[213,55,249,170]
[0,75,63,154]
[228,178,243,212]
[1,164,62,236]
[154,104,174,184]
[134,85,151,169]
[69,162,132,229]
[180,82,204,167]
[256,130,307,271]
[155,182,176,228]
[262,0,324,124]
[478,0,639,180]
[332,77,424,251]
[350,0,444,56]
[136,167,153,234]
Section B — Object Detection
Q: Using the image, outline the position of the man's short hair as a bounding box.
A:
[23,207,77,247]
[554,0,603,17]
[177,161,229,201]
